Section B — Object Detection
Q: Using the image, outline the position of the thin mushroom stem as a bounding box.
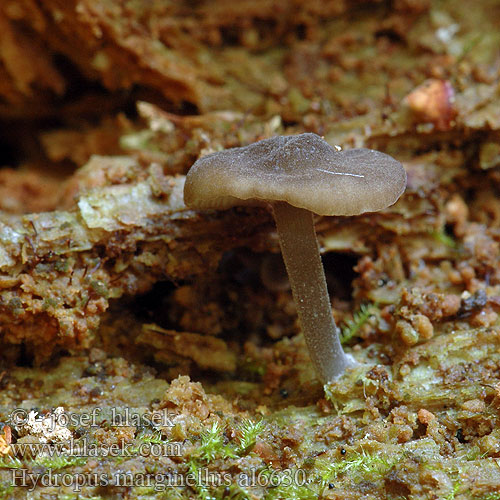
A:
[272,201,355,382]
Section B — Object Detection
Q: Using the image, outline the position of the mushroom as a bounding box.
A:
[184,133,406,383]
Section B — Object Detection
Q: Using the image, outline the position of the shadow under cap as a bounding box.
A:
[183,133,406,216]
[184,133,407,383]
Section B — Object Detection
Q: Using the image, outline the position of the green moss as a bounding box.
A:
[430,229,458,249]
[0,484,14,500]
[8,297,23,316]
[54,258,71,273]
[236,419,265,455]
[263,480,317,500]
[340,302,379,344]
[186,461,214,500]
[76,292,90,308]
[476,494,500,500]
[90,280,109,298]
[120,130,157,151]
[59,495,106,500]
[32,454,87,470]
[42,296,60,310]
[316,448,398,486]
[0,456,24,469]
[288,88,310,114]
[195,422,237,462]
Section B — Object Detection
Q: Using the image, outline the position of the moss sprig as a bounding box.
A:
[340,302,379,344]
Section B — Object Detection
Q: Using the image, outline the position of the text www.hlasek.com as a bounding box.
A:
[9,438,183,459]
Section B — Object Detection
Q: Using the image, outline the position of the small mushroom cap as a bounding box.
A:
[184,133,406,216]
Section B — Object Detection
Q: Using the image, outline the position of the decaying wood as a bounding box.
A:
[0,1,500,498]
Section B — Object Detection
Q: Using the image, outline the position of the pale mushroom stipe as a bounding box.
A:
[184,133,407,383]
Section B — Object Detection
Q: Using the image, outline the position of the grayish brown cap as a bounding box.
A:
[184,133,406,216]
